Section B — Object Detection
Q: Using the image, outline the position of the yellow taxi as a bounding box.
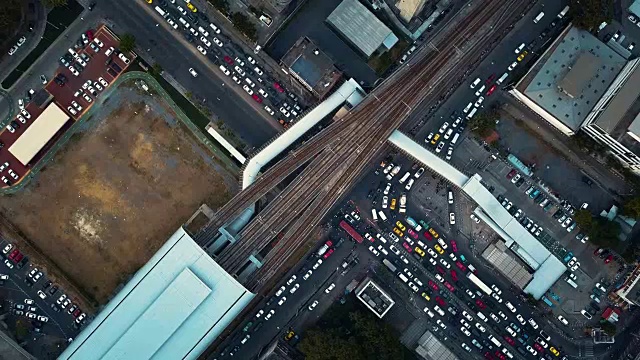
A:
[517,50,528,62]
[146,0,152,3]
[421,292,431,301]
[393,227,404,237]
[429,228,439,239]
[430,133,440,145]
[415,247,426,257]
[395,220,406,231]
[434,244,444,254]
[187,2,198,12]
[284,331,295,340]
[390,198,397,210]
[549,347,560,356]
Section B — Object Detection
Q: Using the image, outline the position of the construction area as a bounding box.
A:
[0,86,237,304]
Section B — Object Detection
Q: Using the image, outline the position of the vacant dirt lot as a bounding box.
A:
[0,88,236,304]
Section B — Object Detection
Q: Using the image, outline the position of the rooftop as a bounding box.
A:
[518,26,626,131]
[326,0,399,57]
[415,330,458,360]
[355,278,395,318]
[593,62,640,134]
[59,227,255,360]
[395,0,428,23]
[281,37,343,99]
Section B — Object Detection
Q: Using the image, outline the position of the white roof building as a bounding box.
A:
[59,227,255,360]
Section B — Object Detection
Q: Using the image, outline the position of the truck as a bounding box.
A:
[316,240,333,257]
[399,194,407,213]
[405,216,423,231]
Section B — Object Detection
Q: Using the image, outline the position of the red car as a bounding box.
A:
[450,239,458,252]
[407,228,418,239]
[486,74,496,84]
[86,30,94,41]
[604,255,613,264]
[494,351,505,360]
[252,94,262,103]
[444,281,455,292]
[484,352,494,360]
[456,261,467,271]
[435,296,445,306]
[506,169,517,179]
[223,56,234,65]
[436,266,445,274]
[428,280,439,291]
[273,82,284,93]
[423,231,433,240]
[594,247,604,256]
[476,299,486,309]
[73,308,82,317]
[323,248,334,259]
[402,242,413,252]
[450,269,458,281]
[504,336,515,346]
[8,249,19,260]
[14,253,23,262]
[533,343,543,352]
[486,84,497,96]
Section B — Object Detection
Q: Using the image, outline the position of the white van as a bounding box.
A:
[209,22,222,34]
[155,6,168,18]
[466,108,478,119]
[477,312,488,322]
[565,277,578,288]
[468,264,477,273]
[557,5,569,18]
[496,72,509,85]
[533,11,544,23]
[371,209,378,221]
[489,335,502,347]
[463,102,473,113]
[178,17,188,27]
[398,273,409,283]
[451,133,460,145]
[448,190,454,204]
[378,210,388,222]
[399,172,411,184]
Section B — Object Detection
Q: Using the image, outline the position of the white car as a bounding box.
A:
[2,244,12,254]
[461,343,472,352]
[189,68,198,77]
[67,107,77,116]
[460,319,470,328]
[242,85,253,95]
[505,301,517,313]
[258,89,269,98]
[435,274,444,283]
[196,45,207,55]
[265,309,275,320]
[460,327,471,336]
[557,315,569,325]
[118,53,130,64]
[37,315,49,323]
[219,65,231,76]
[279,107,290,117]
[16,115,26,124]
[526,345,537,356]
[506,326,516,337]
[303,270,313,280]
[24,298,34,305]
[427,248,437,258]
[286,275,296,285]
[255,309,264,318]
[200,37,211,47]
[465,289,476,299]
[275,285,286,297]
[382,195,388,208]
[498,311,508,321]
[449,212,456,225]
[82,94,92,103]
[368,245,380,256]
[213,37,223,47]
[514,43,525,54]
[491,292,503,303]
[474,96,484,107]
[528,318,539,329]
[289,283,300,293]
[462,311,473,322]
[325,283,336,293]
[17,99,24,110]
[98,77,109,87]
[278,297,287,306]
[508,61,518,71]
[69,65,80,76]
[490,313,500,323]
[536,337,548,348]
[516,314,526,325]
[20,109,30,119]
[264,105,275,116]
[475,323,486,332]
[5,124,15,133]
[312,259,323,270]
[439,258,450,269]
[436,319,447,329]
[308,300,318,311]
[4,259,13,268]
[438,122,449,133]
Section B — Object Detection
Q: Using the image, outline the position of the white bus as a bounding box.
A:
[466,272,493,295]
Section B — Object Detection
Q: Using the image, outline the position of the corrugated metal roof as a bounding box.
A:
[60,227,255,360]
[523,256,567,299]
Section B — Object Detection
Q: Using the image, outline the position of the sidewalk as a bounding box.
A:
[500,94,631,201]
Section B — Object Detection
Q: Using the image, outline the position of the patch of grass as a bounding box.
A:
[2,0,83,88]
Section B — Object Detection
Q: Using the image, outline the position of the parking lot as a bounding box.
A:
[145,0,308,129]
[0,25,131,188]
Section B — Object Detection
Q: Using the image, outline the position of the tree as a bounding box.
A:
[119,33,136,53]
[600,321,616,336]
[469,107,499,138]
[208,0,229,14]
[574,209,594,230]
[150,62,163,76]
[231,13,257,41]
[42,0,68,7]
[569,0,613,30]
[623,197,640,219]
[525,293,538,306]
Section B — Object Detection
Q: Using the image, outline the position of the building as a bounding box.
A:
[59,227,255,360]
[414,330,459,360]
[481,242,533,289]
[326,0,399,58]
[510,25,640,174]
[281,37,343,99]
[394,0,428,23]
[614,264,640,306]
[354,277,395,318]
[9,103,70,166]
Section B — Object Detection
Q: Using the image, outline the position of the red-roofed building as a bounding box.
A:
[602,307,621,323]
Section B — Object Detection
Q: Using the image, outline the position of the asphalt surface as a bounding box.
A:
[96,0,284,148]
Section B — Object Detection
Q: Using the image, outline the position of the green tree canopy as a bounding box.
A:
[600,321,616,336]
[119,33,136,53]
[208,0,229,14]
[575,209,621,247]
[623,197,640,219]
[569,0,613,30]
[231,13,257,41]
[469,106,499,138]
